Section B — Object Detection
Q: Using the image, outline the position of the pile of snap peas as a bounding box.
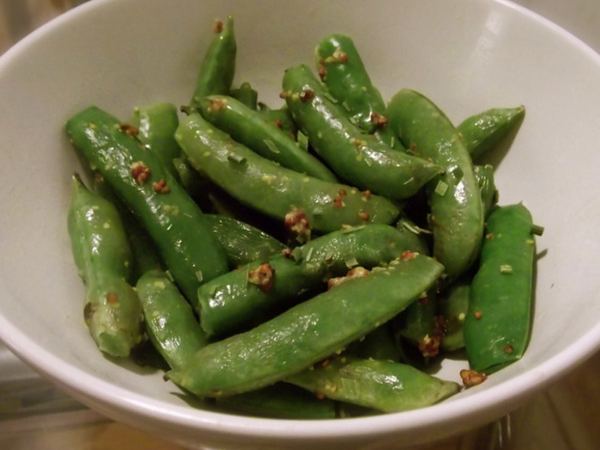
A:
[65,16,543,418]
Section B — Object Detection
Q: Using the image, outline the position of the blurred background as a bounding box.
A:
[0,1,599,449]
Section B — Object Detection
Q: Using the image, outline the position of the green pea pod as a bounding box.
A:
[67,174,143,357]
[286,356,459,413]
[190,15,236,107]
[203,213,286,267]
[388,88,484,279]
[257,103,298,139]
[197,224,430,337]
[463,203,541,373]
[167,254,444,397]
[215,383,337,419]
[198,95,338,182]
[282,64,441,200]
[230,82,258,110]
[458,106,525,162]
[175,113,400,234]
[315,34,397,148]
[91,174,162,282]
[438,279,470,352]
[474,164,498,219]
[66,106,230,302]
[132,102,182,179]
[136,269,207,371]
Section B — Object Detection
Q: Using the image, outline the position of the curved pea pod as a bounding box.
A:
[203,213,286,267]
[197,95,337,182]
[198,224,426,337]
[67,174,143,357]
[286,356,459,413]
[438,279,470,352]
[388,88,484,279]
[474,164,498,219]
[458,106,525,162]
[463,203,542,373]
[175,113,400,235]
[347,322,401,362]
[214,383,337,419]
[65,106,230,302]
[190,15,236,107]
[136,270,207,371]
[315,34,397,148]
[167,253,444,397]
[281,64,441,200]
[132,102,182,179]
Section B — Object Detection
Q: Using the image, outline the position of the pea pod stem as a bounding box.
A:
[167,253,444,397]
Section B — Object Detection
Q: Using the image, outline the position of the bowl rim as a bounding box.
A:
[1,0,600,443]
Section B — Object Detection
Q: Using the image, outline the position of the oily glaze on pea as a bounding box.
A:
[282,64,441,201]
[66,106,230,302]
[388,88,484,279]
[175,113,401,234]
[67,174,143,357]
[167,254,444,398]
[463,203,540,374]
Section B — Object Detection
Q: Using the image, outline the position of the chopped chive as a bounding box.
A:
[227,152,247,164]
[531,224,545,236]
[500,264,513,274]
[263,139,280,154]
[434,180,448,196]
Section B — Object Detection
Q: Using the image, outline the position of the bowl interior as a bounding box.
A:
[1,0,600,448]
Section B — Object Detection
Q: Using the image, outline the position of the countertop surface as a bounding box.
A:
[1,1,599,449]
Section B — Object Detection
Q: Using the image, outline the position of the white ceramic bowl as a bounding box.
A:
[1,0,600,448]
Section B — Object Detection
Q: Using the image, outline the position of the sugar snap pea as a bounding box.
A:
[167,253,444,397]
[197,95,338,182]
[175,113,400,235]
[388,88,484,279]
[286,356,459,413]
[458,106,525,162]
[463,203,541,373]
[315,34,397,148]
[189,16,236,107]
[198,224,428,337]
[66,106,230,302]
[67,174,143,357]
[281,64,441,200]
[136,269,207,370]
